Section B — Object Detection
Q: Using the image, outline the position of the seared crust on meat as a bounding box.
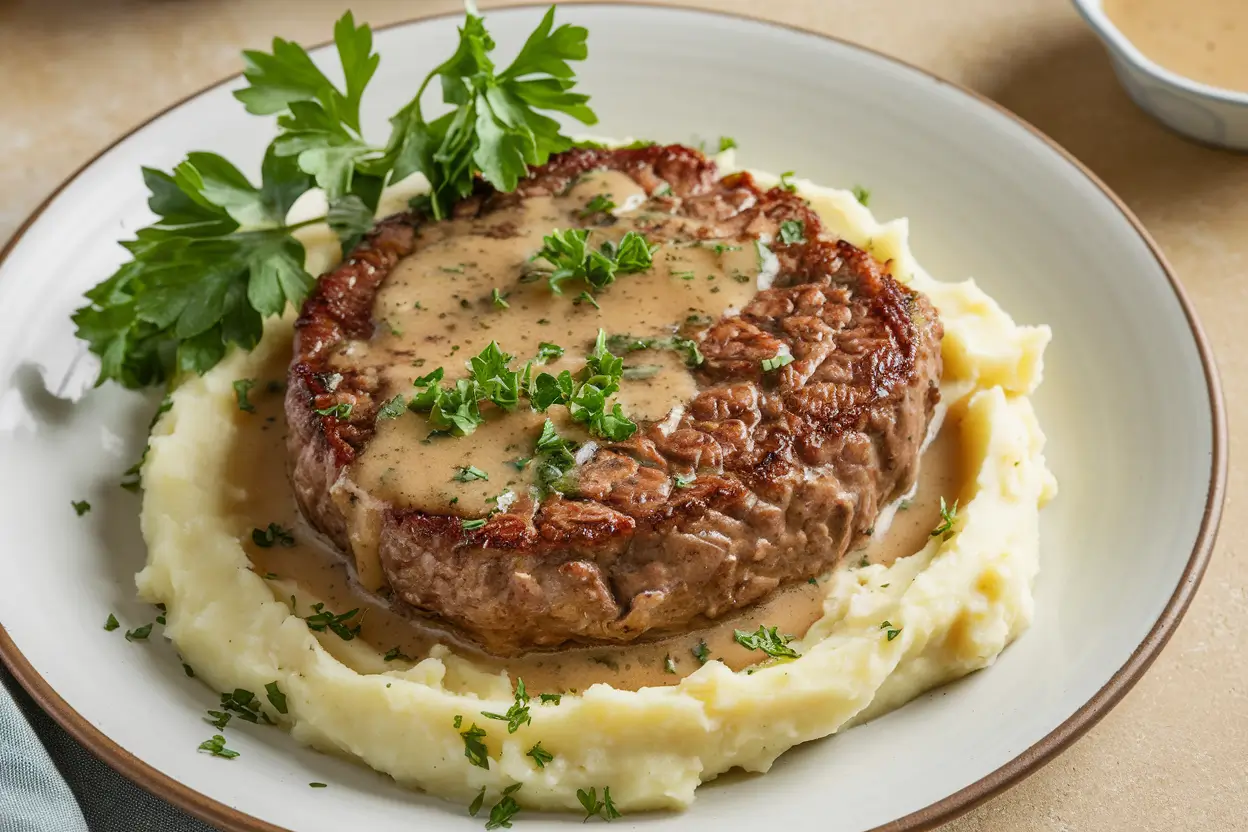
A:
[287,144,943,654]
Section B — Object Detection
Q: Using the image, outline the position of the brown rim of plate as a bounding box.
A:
[0,3,1228,831]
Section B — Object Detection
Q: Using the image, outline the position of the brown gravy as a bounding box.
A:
[340,170,764,519]
[227,340,962,694]
[1104,0,1248,91]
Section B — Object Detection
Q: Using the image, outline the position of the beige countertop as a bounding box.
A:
[2,0,1244,829]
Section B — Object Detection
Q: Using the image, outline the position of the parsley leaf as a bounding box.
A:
[761,353,793,372]
[481,678,532,734]
[673,472,696,489]
[852,184,871,206]
[605,333,704,368]
[217,689,274,725]
[491,287,510,309]
[71,143,317,388]
[577,786,622,822]
[376,393,406,419]
[534,228,657,296]
[533,419,579,495]
[462,518,488,531]
[733,625,800,659]
[579,193,616,217]
[237,12,387,232]
[460,722,491,769]
[386,6,597,220]
[313,401,353,419]
[539,692,562,705]
[692,640,711,665]
[526,741,554,768]
[779,170,797,192]
[103,614,120,632]
[264,681,288,715]
[778,219,805,245]
[931,497,959,540]
[486,784,523,829]
[529,331,635,441]
[454,465,489,482]
[535,342,564,363]
[304,602,360,640]
[125,623,153,642]
[252,522,295,548]
[663,655,677,674]
[233,378,256,412]
[408,343,525,436]
[198,734,240,759]
[469,786,487,816]
[717,136,738,152]
[71,500,91,517]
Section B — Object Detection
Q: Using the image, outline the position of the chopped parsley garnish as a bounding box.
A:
[779,170,797,192]
[462,518,487,531]
[460,722,490,769]
[304,602,360,640]
[621,364,660,380]
[733,625,800,659]
[778,219,805,245]
[485,784,523,829]
[529,331,636,441]
[931,497,959,540]
[205,710,231,730]
[469,786,487,816]
[663,655,677,674]
[532,418,578,494]
[535,342,565,363]
[761,353,793,372]
[579,194,616,217]
[252,522,295,548]
[717,136,738,152]
[692,640,711,665]
[711,243,741,256]
[120,396,173,493]
[383,646,411,662]
[454,465,489,482]
[453,714,463,729]
[535,228,658,296]
[491,287,510,309]
[527,741,554,768]
[376,393,406,419]
[408,342,525,435]
[72,500,91,516]
[388,6,596,220]
[604,333,703,368]
[218,688,274,725]
[577,786,622,822]
[481,678,532,733]
[574,291,601,309]
[309,782,327,788]
[198,734,240,759]
[314,402,353,419]
[880,620,902,641]
[125,623,153,642]
[233,378,256,412]
[852,185,871,206]
[183,662,196,677]
[673,472,696,488]
[672,269,696,280]
[103,614,120,632]
[539,692,562,705]
[264,681,288,715]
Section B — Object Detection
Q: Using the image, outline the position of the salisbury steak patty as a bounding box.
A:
[287,144,943,655]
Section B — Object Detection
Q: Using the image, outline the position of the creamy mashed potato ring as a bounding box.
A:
[137,165,1055,812]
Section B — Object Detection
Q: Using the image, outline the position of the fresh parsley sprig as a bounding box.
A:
[733,625,800,660]
[529,331,636,441]
[386,6,598,219]
[76,6,596,391]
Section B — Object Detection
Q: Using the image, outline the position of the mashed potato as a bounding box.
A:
[136,165,1055,813]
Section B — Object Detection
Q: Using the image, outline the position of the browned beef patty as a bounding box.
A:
[286,144,943,655]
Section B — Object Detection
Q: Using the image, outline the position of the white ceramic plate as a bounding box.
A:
[0,5,1225,832]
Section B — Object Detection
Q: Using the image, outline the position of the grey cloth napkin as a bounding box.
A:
[0,666,214,832]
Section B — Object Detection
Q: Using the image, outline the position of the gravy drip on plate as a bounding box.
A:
[332,170,761,517]
[233,349,962,692]
[1104,0,1248,91]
